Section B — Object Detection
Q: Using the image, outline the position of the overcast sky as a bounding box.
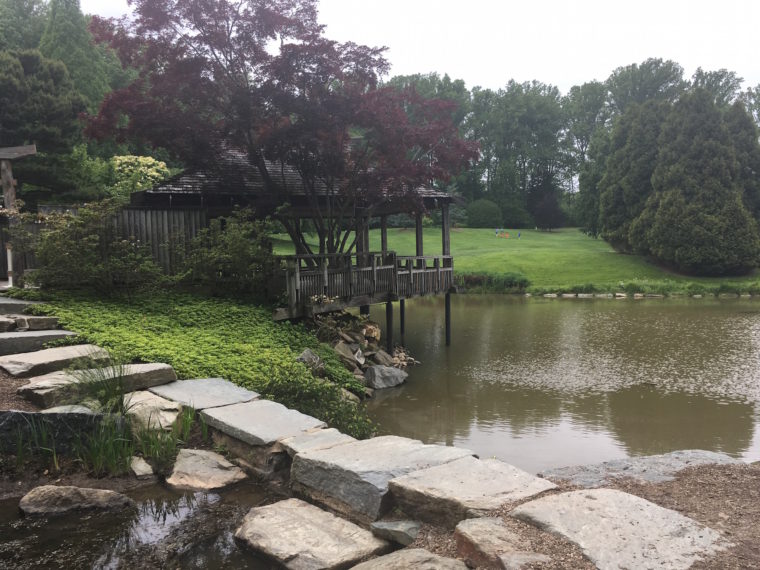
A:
[81,0,760,94]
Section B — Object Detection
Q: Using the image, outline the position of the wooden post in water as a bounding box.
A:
[445,291,451,346]
[442,202,452,346]
[399,298,405,346]
[385,301,394,353]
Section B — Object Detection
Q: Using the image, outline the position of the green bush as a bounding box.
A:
[466,199,503,228]
[454,272,530,292]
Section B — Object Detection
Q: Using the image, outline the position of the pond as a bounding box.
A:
[366,295,760,474]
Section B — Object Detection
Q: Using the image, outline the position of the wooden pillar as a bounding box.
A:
[441,202,451,256]
[0,160,16,211]
[415,213,424,258]
[400,298,406,345]
[385,301,394,353]
[380,215,388,256]
[445,291,451,346]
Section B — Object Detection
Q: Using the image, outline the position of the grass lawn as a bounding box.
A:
[273,227,760,292]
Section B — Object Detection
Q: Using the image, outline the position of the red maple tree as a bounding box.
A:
[89,0,476,254]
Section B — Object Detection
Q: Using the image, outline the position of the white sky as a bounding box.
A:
[81,0,760,94]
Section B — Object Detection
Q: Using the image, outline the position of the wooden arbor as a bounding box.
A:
[0,145,36,211]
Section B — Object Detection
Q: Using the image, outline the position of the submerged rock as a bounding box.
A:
[19,485,135,516]
[364,365,407,389]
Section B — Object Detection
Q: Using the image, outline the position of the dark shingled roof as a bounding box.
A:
[0,145,37,160]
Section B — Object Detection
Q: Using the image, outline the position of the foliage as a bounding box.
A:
[0,0,48,51]
[466,199,502,228]
[73,359,134,416]
[182,208,276,297]
[106,155,171,202]
[14,200,162,293]
[454,272,530,293]
[605,58,686,114]
[73,416,133,477]
[31,291,374,438]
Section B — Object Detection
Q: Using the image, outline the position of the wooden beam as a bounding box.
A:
[385,301,394,353]
[380,215,388,254]
[415,213,424,258]
[441,202,451,256]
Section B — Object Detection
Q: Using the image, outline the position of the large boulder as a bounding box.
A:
[125,390,181,430]
[19,485,134,516]
[234,498,390,569]
[166,449,247,490]
[364,365,407,389]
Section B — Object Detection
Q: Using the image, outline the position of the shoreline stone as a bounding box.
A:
[351,548,467,569]
[166,449,247,490]
[149,377,259,410]
[19,485,135,516]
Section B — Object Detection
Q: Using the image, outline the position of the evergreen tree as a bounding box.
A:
[39,0,109,110]
[634,89,760,275]
[0,0,48,51]
[724,101,760,221]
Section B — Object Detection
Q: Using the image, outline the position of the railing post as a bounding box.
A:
[347,255,353,298]
[322,258,328,296]
[406,259,412,296]
[286,259,297,314]
[435,257,441,293]
[371,255,377,296]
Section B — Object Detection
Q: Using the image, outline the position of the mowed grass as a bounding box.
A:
[273,227,760,290]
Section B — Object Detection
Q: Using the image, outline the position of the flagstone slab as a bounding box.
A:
[290,435,473,523]
[351,548,467,570]
[234,498,390,569]
[0,344,109,377]
[511,488,728,570]
[542,449,741,488]
[18,363,177,407]
[148,377,259,410]
[0,297,38,314]
[125,390,181,429]
[279,427,355,457]
[0,330,77,356]
[200,399,325,446]
[389,456,556,526]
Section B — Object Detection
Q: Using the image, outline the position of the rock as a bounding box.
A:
[543,293,557,298]
[362,323,381,342]
[370,520,421,546]
[341,387,360,403]
[455,517,523,568]
[0,297,38,314]
[511,489,728,570]
[389,456,557,527]
[290,435,473,522]
[200,399,325,447]
[130,456,154,479]
[18,363,177,408]
[166,449,247,490]
[595,293,614,298]
[541,449,741,488]
[351,548,467,569]
[19,485,135,516]
[0,316,15,331]
[149,377,258,410]
[693,294,703,298]
[41,404,95,414]
[334,340,365,369]
[295,348,326,376]
[633,293,645,299]
[364,365,408,389]
[364,387,375,398]
[234,498,389,569]
[577,293,594,299]
[125,390,181,430]
[0,330,77,356]
[279,427,355,457]
[0,344,110,377]
[646,293,665,298]
[499,552,552,569]
[615,292,627,298]
[561,293,576,298]
[371,349,395,367]
[14,316,59,331]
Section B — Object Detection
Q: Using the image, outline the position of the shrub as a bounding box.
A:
[466,199,503,228]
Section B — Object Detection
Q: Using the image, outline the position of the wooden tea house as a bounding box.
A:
[130,148,456,349]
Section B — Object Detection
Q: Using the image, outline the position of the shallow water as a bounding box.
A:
[0,482,277,569]
[366,296,760,473]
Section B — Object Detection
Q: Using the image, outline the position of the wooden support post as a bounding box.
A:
[385,301,394,353]
[400,298,405,345]
[380,215,388,258]
[441,202,451,256]
[445,291,452,346]
[435,258,441,292]
[286,259,298,315]
[371,255,377,295]
[321,258,328,295]
[415,213,424,260]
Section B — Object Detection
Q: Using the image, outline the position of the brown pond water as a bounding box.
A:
[366,295,760,474]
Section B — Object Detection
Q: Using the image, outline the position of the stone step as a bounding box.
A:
[388,456,557,527]
[0,297,38,315]
[12,315,60,331]
[0,330,77,356]
[234,498,390,569]
[0,344,110,377]
[125,390,181,429]
[17,363,177,408]
[351,548,468,569]
[166,449,247,491]
[511,488,729,570]
[279,427,355,457]
[290,435,473,523]
[148,377,259,410]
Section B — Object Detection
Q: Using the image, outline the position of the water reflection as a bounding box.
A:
[368,296,760,473]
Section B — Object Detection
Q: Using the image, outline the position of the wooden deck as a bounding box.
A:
[275,252,453,320]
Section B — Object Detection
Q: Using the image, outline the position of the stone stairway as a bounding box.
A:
[0,294,733,569]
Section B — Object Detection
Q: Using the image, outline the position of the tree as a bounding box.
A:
[633,89,760,275]
[89,0,475,255]
[691,67,743,108]
[564,81,609,168]
[39,0,111,110]
[724,101,760,221]
[606,58,686,115]
[0,0,48,50]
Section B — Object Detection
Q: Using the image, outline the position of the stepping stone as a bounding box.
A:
[235,498,390,569]
[389,456,556,526]
[166,449,247,490]
[125,390,181,429]
[279,427,355,457]
[0,297,38,314]
[290,435,473,523]
[13,315,59,331]
[200,399,325,447]
[0,344,109,377]
[370,520,421,546]
[454,517,524,568]
[41,404,95,415]
[0,330,77,356]
[130,456,154,480]
[19,485,135,516]
[18,363,177,408]
[148,377,258,410]
[542,449,742,488]
[351,548,467,569]
[511,488,728,570]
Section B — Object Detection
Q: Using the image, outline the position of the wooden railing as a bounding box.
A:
[282,251,453,311]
